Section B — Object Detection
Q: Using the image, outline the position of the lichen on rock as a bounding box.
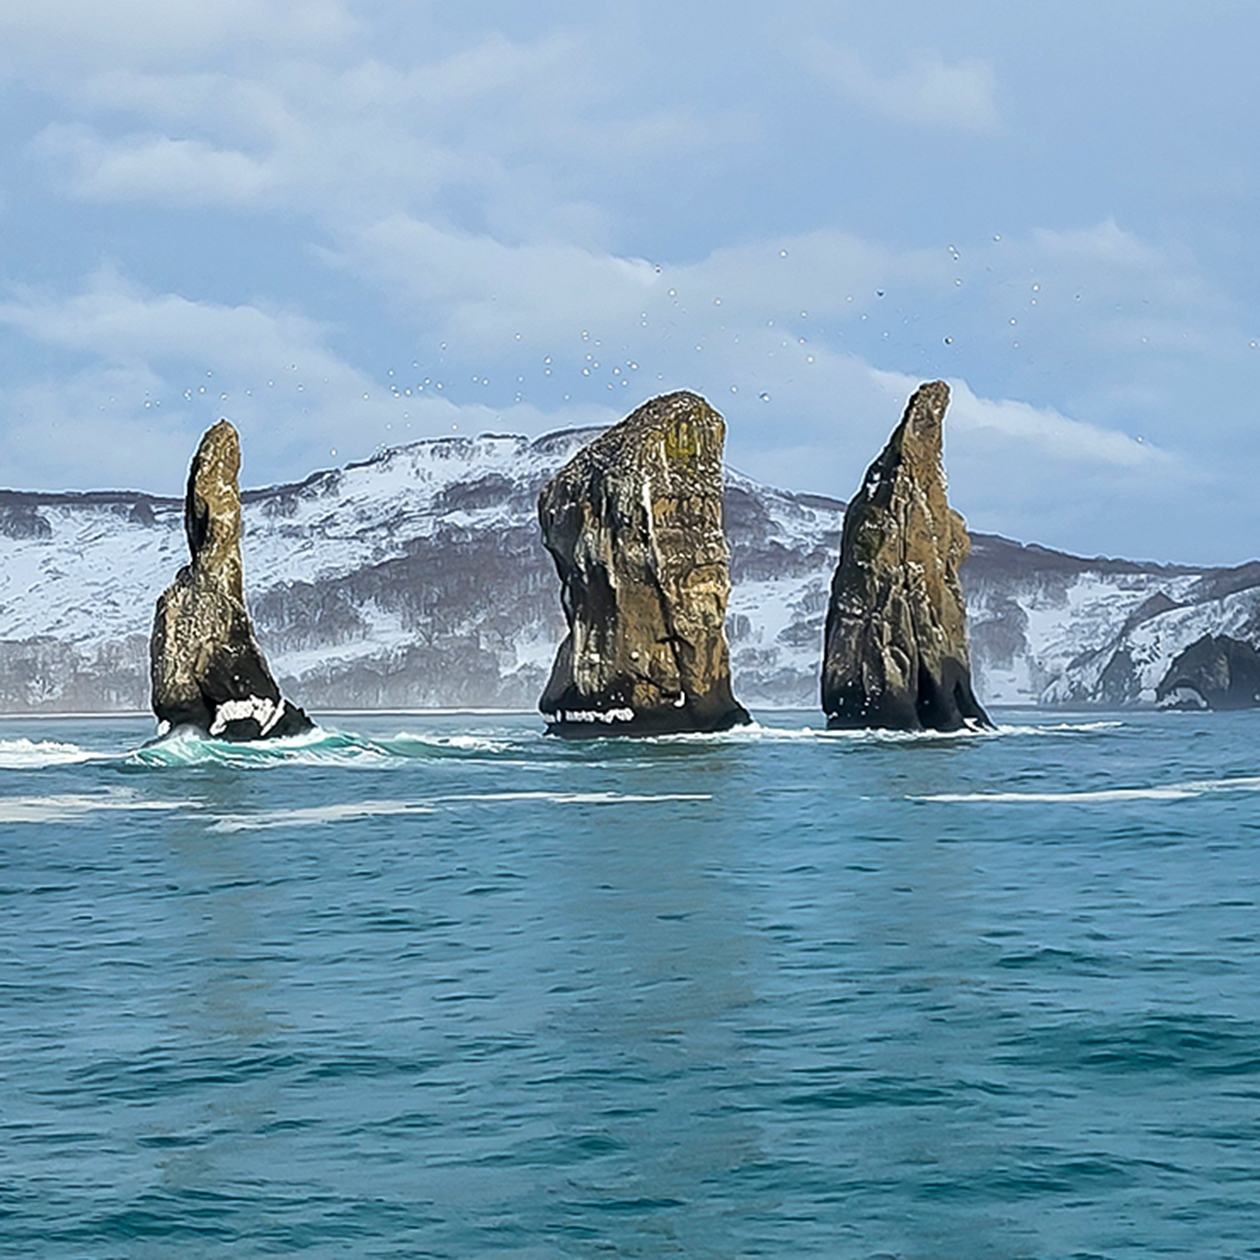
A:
[822,381,991,732]
[150,420,312,740]
[538,391,750,737]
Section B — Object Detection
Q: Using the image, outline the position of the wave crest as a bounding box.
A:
[125,725,511,769]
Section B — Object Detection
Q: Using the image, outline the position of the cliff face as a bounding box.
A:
[537,392,750,736]
[151,421,311,740]
[822,381,990,731]
[1156,635,1260,710]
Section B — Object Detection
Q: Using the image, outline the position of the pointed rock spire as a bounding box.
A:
[150,420,312,740]
[822,381,990,731]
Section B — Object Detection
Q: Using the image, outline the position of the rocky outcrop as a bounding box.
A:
[8,423,1260,716]
[1156,635,1260,710]
[150,421,312,740]
[822,381,990,731]
[537,392,750,736]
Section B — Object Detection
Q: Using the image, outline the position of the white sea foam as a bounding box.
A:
[1015,720,1126,735]
[213,799,436,831]
[919,786,1196,804]
[16,714,1125,777]
[0,789,187,823]
[433,791,711,804]
[213,790,712,831]
[916,775,1260,805]
[0,738,104,769]
[386,732,512,754]
[626,720,1113,746]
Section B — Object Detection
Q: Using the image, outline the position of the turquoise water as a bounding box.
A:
[2,709,1259,1259]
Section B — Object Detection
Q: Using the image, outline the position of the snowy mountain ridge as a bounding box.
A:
[1,427,1257,713]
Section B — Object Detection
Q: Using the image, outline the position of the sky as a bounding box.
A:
[0,0,1258,564]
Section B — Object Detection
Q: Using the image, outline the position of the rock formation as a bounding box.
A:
[822,380,991,731]
[19,419,1260,717]
[538,391,750,736]
[150,420,312,740]
[1156,634,1260,710]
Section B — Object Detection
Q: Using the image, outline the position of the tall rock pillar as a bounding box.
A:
[538,391,750,737]
[822,381,990,731]
[150,420,312,740]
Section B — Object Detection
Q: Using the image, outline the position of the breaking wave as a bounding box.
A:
[125,725,512,769]
[0,713,1132,777]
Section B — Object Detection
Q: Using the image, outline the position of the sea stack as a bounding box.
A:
[821,381,990,732]
[538,391,750,737]
[150,420,312,740]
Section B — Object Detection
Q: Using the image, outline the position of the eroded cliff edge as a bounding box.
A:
[538,392,750,736]
[822,381,990,731]
[1156,634,1260,710]
[151,420,312,740]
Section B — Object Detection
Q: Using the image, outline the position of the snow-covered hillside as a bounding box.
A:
[964,540,1260,707]
[0,428,1257,712]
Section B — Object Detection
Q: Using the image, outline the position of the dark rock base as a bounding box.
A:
[826,655,991,732]
[545,703,750,739]
[156,698,313,742]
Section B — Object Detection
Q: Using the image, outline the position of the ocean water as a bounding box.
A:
[1,709,1259,1260]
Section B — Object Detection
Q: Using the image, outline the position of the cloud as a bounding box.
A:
[31,70,482,220]
[870,369,1169,469]
[323,212,1185,554]
[323,216,1191,493]
[0,0,352,69]
[25,32,739,240]
[0,264,627,491]
[2,0,1256,563]
[1026,219,1232,345]
[329,216,661,336]
[799,42,1001,133]
[0,219,1230,566]
[0,264,329,368]
[1033,218,1166,269]
[330,217,948,345]
[0,367,202,493]
[35,126,277,207]
[0,266,380,484]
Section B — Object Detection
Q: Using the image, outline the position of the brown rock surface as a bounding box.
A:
[822,381,990,731]
[538,391,750,736]
[150,420,312,740]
